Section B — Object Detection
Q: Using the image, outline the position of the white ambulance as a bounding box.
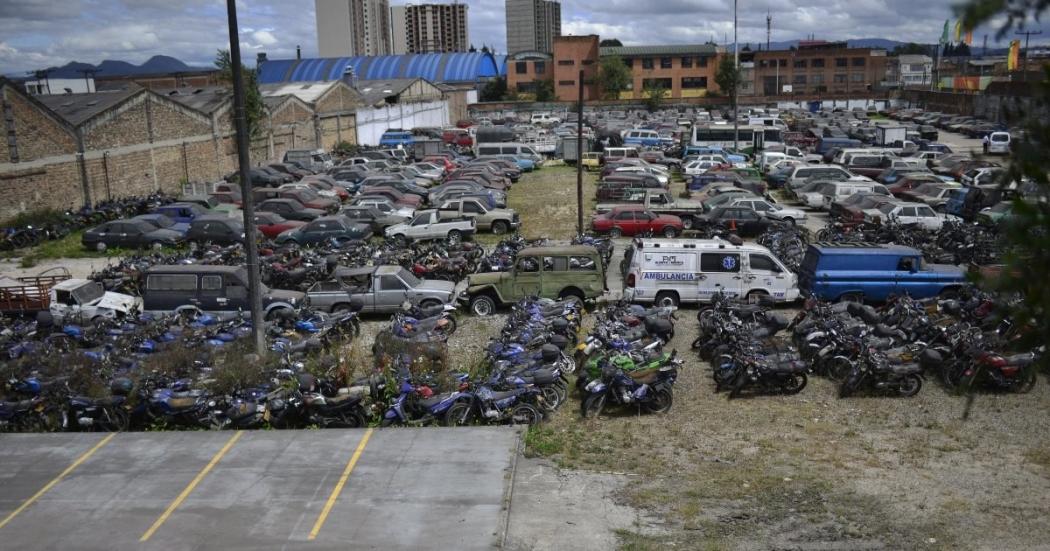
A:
[623,238,800,307]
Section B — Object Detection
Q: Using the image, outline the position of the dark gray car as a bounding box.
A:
[257,198,325,221]
[185,215,249,246]
[340,206,409,232]
[306,265,457,314]
[82,219,184,252]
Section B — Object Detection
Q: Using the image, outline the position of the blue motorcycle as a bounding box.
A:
[380,380,469,427]
[580,362,679,418]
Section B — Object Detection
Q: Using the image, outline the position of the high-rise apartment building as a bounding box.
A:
[316,0,392,57]
[505,0,561,54]
[390,3,470,54]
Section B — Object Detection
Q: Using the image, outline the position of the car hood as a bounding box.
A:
[468,272,508,287]
[266,288,306,304]
[92,292,140,313]
[413,279,456,296]
[147,229,184,240]
[385,223,409,236]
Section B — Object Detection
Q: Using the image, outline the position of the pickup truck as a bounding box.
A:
[49,279,140,324]
[596,190,706,230]
[384,209,476,244]
[0,270,71,316]
[437,199,520,234]
[306,265,457,314]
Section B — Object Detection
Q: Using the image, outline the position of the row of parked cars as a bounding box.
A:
[80,144,536,252]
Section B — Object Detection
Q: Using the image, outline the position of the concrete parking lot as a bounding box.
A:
[0,428,521,550]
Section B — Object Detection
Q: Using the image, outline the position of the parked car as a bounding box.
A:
[887,173,945,197]
[82,218,184,252]
[830,193,898,224]
[697,206,774,237]
[463,245,606,315]
[865,202,949,230]
[340,205,409,232]
[353,197,417,218]
[132,213,186,235]
[591,206,684,238]
[49,279,139,324]
[307,265,457,314]
[798,243,965,302]
[726,197,808,224]
[253,212,305,239]
[280,188,339,213]
[900,182,963,211]
[379,130,415,148]
[185,215,251,246]
[384,210,477,244]
[436,199,520,234]
[257,198,325,221]
[274,215,372,246]
[152,202,209,225]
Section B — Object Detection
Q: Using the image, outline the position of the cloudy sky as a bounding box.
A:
[0,0,1045,73]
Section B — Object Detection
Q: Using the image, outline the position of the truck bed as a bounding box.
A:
[0,273,71,315]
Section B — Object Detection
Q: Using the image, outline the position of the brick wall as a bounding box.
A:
[0,162,83,216]
[149,98,213,142]
[83,99,150,150]
[2,87,77,163]
[319,114,356,150]
[315,83,362,114]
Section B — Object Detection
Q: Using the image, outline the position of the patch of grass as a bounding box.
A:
[509,165,597,241]
[1023,447,1050,470]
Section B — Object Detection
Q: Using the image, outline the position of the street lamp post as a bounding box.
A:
[733,0,739,152]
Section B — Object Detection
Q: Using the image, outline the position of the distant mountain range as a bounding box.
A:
[24,55,210,79]
[739,38,1009,55]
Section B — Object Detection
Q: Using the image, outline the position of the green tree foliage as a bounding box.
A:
[715,55,740,110]
[892,42,934,56]
[959,0,1050,371]
[596,56,631,100]
[599,38,623,47]
[534,78,555,102]
[480,76,508,102]
[643,82,667,112]
[215,49,264,137]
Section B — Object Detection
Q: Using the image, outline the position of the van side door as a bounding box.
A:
[198,274,226,312]
[746,253,790,299]
[698,252,743,300]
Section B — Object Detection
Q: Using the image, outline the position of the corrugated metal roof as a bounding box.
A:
[258,81,348,105]
[36,88,139,126]
[257,52,504,84]
[354,78,423,105]
[152,86,230,114]
[600,45,718,57]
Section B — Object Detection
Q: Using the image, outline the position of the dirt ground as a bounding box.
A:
[513,165,1050,551]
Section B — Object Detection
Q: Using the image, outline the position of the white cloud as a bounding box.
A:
[251,30,277,46]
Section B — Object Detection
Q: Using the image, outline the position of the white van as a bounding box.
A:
[530,113,561,126]
[624,238,800,306]
[474,142,543,163]
[987,132,1010,155]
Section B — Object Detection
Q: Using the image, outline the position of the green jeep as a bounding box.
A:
[464,245,608,315]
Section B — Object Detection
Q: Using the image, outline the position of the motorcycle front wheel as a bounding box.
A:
[897,374,923,397]
[780,373,808,395]
[508,403,543,426]
[1014,371,1037,394]
[443,402,474,427]
[642,388,673,414]
[580,394,606,419]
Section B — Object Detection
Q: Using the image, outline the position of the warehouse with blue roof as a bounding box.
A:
[257,52,506,85]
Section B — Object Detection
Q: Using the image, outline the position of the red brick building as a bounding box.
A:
[552,35,600,101]
[750,41,889,97]
[600,44,721,99]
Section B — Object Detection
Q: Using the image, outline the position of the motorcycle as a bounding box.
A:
[580,358,680,418]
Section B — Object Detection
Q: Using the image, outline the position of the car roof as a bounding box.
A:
[193,214,237,223]
[518,245,599,256]
[332,266,377,278]
[811,243,919,255]
[145,265,244,274]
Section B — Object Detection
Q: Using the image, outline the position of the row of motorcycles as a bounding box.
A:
[574,300,681,417]
[691,288,1039,399]
[815,219,1002,266]
[0,194,172,251]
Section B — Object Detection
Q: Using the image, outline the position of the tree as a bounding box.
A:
[957,0,1050,381]
[599,38,623,47]
[596,56,631,100]
[892,42,932,56]
[214,49,264,137]
[479,77,507,102]
[643,81,667,112]
[533,78,555,102]
[714,55,740,111]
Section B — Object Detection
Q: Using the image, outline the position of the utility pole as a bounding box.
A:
[1016,30,1042,81]
[982,34,988,57]
[225,0,265,355]
[766,11,771,51]
[733,0,739,152]
[575,68,583,234]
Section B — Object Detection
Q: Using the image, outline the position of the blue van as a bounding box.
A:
[798,243,965,302]
[815,137,862,156]
[945,187,970,217]
[152,202,209,233]
[379,130,414,148]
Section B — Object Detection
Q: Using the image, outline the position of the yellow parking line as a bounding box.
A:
[0,432,116,531]
[308,428,374,540]
[139,430,244,542]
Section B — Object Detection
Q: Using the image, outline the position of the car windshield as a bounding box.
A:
[397,269,421,287]
[989,202,1012,213]
[147,216,173,228]
[878,203,897,215]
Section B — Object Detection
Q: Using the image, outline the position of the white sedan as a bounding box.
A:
[728,197,808,224]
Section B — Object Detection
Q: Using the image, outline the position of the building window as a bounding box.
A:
[811,58,825,68]
[811,74,824,84]
[642,77,673,90]
[850,73,864,82]
[681,57,693,68]
[660,57,672,69]
[558,59,574,66]
[835,57,848,68]
[852,57,866,67]
[698,56,708,67]
[758,60,768,68]
[515,61,528,74]
[558,80,575,86]
[833,74,848,83]
[582,59,595,65]
[793,59,807,69]
[681,76,708,89]
[624,58,632,68]
[793,74,807,84]
[778,59,787,67]
[642,58,654,69]
[534,61,546,73]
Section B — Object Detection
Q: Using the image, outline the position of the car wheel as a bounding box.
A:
[782,217,796,225]
[419,299,441,310]
[491,221,509,235]
[681,216,695,230]
[446,230,462,245]
[470,294,496,316]
[662,226,678,238]
[654,291,680,308]
[609,227,623,238]
[95,241,107,253]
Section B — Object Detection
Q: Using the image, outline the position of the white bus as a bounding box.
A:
[689,123,782,151]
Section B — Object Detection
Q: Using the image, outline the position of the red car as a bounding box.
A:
[442,128,473,147]
[253,212,305,239]
[424,155,456,172]
[887,174,943,198]
[591,206,683,238]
